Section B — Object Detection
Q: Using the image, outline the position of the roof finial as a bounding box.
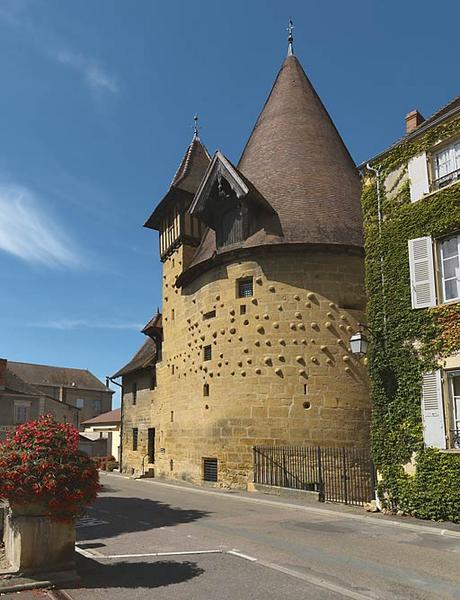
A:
[193,114,199,139]
[287,18,294,56]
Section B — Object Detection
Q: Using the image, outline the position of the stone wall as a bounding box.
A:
[122,243,370,487]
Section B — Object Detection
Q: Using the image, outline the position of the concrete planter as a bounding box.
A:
[4,504,76,574]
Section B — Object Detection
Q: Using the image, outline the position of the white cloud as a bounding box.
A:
[33,319,143,331]
[0,184,81,268]
[56,50,119,95]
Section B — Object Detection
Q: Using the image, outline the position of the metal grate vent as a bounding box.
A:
[203,457,218,482]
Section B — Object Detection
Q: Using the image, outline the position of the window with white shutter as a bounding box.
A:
[408,237,436,308]
[408,152,429,202]
[421,371,446,449]
[440,234,460,302]
[433,139,460,189]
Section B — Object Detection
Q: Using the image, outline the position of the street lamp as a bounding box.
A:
[349,330,368,357]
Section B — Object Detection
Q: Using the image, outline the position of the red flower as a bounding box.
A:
[0,415,99,521]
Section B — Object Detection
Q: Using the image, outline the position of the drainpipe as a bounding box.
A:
[366,163,387,339]
[365,163,385,512]
[106,376,123,471]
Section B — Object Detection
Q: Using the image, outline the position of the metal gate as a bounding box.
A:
[253,446,376,506]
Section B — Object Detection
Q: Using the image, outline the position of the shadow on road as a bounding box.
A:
[71,555,204,590]
[77,496,210,541]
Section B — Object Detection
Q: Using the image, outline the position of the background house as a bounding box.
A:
[82,408,121,461]
[0,358,80,440]
[362,96,460,520]
[7,360,113,427]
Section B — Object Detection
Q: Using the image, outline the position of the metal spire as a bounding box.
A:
[287,18,294,56]
[193,114,199,139]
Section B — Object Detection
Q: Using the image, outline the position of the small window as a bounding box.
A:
[132,382,138,405]
[203,383,209,397]
[203,345,212,361]
[237,277,253,298]
[239,304,246,315]
[170,410,174,422]
[203,457,218,482]
[203,310,216,320]
[132,428,138,451]
[171,308,175,321]
[440,234,460,302]
[433,140,460,188]
[15,405,29,424]
[93,399,101,412]
[76,398,84,409]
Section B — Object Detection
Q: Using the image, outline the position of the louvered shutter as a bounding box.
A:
[408,237,436,308]
[421,371,446,449]
[408,152,429,202]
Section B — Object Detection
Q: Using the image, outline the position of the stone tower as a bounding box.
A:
[123,48,370,485]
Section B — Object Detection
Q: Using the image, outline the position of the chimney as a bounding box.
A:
[0,358,7,391]
[405,109,425,134]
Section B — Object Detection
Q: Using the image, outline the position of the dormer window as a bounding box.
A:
[433,140,460,189]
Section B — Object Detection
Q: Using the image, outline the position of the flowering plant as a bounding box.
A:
[0,414,100,521]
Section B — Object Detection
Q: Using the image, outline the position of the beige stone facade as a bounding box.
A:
[117,49,371,487]
[121,244,370,486]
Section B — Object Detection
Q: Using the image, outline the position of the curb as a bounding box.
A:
[0,570,80,594]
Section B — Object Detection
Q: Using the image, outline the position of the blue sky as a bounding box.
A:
[0,0,458,407]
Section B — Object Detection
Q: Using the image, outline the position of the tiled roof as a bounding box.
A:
[82,408,121,426]
[141,312,163,336]
[144,137,211,230]
[8,361,108,391]
[177,54,363,284]
[237,55,363,248]
[5,369,44,396]
[362,95,460,167]
[112,338,157,378]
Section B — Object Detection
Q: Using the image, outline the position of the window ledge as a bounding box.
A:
[424,178,460,200]
[439,448,460,454]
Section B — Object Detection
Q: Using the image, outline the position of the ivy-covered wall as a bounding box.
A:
[363,114,460,522]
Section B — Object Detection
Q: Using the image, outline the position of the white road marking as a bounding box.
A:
[104,474,460,539]
[75,546,99,558]
[76,516,108,528]
[75,543,375,599]
[254,558,375,600]
[85,549,224,559]
[227,549,257,562]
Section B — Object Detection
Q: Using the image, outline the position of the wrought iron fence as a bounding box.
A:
[253,445,376,507]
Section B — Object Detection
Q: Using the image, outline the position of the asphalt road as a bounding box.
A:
[4,473,460,599]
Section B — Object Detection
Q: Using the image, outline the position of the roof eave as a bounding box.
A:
[359,103,460,170]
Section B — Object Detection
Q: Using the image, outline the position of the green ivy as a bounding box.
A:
[363,116,460,522]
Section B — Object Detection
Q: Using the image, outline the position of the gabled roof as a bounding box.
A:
[3,367,79,409]
[8,361,109,392]
[190,151,276,221]
[237,54,363,248]
[141,312,163,338]
[5,368,45,397]
[112,338,157,378]
[144,137,211,230]
[361,95,460,168]
[82,408,121,426]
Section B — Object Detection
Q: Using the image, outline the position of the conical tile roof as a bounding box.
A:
[238,55,363,248]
